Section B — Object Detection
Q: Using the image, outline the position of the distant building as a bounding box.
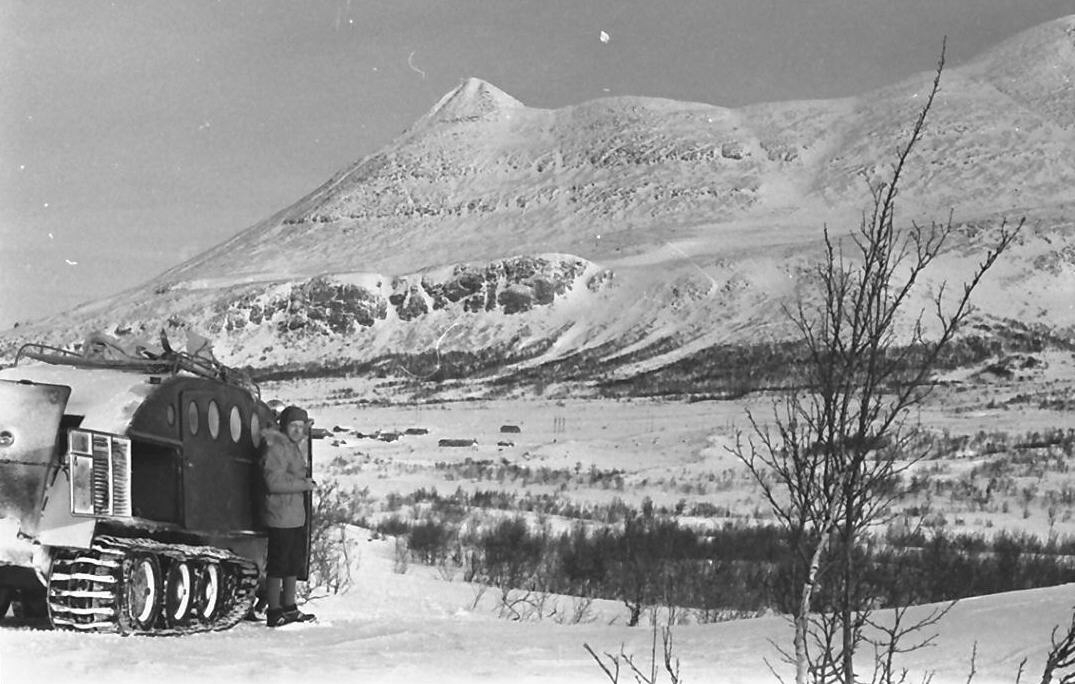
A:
[438,438,477,447]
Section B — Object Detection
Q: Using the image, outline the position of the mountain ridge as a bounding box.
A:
[4,15,1075,392]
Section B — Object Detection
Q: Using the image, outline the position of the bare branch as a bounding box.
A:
[734,36,1022,684]
[584,643,622,684]
[1040,609,1075,684]
[965,641,978,684]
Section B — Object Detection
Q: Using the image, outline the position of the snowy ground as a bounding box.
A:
[0,530,1073,684]
[3,365,1075,683]
[274,354,1075,538]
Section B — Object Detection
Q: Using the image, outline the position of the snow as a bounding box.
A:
[3,16,1074,378]
[90,16,1074,300]
[2,526,1073,683]
[417,77,528,128]
[2,370,1075,682]
[0,363,154,435]
[3,15,1075,684]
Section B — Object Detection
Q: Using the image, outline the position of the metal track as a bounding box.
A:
[47,535,259,636]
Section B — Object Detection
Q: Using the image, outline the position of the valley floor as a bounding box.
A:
[4,362,1075,683]
[0,531,1072,684]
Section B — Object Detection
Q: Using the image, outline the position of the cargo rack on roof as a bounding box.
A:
[14,342,260,398]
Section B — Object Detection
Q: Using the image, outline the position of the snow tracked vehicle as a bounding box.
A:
[0,339,305,635]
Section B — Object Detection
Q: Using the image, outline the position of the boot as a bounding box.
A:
[283,604,316,623]
[266,607,300,628]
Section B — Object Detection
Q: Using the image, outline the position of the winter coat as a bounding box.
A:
[259,426,312,528]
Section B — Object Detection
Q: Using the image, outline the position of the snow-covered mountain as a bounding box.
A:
[4,16,1074,383]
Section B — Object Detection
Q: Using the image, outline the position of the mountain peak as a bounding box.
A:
[418,77,525,126]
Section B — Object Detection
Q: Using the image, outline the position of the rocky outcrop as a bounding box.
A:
[221,278,392,336]
[404,255,590,317]
[283,278,389,334]
[388,282,430,321]
[208,254,596,341]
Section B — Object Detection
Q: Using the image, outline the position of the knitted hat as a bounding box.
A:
[278,405,310,427]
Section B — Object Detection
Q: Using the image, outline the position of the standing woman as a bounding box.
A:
[260,405,317,627]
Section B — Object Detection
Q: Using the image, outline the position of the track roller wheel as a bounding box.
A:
[164,560,194,627]
[120,553,161,633]
[192,561,222,623]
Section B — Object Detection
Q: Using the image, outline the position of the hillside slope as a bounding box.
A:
[3,16,1074,386]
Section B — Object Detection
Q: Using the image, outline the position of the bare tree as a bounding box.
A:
[733,42,1023,684]
[1039,609,1075,684]
[585,609,682,684]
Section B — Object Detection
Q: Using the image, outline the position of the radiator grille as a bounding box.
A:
[69,430,132,518]
[110,438,131,516]
[91,434,111,514]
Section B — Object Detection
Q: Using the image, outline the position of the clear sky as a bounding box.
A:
[1,0,1072,329]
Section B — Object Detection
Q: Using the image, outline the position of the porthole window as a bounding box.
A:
[207,400,221,439]
[166,404,175,427]
[187,400,200,436]
[229,406,243,443]
[250,412,262,446]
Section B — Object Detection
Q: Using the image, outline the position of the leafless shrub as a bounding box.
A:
[585,609,681,684]
[557,596,597,625]
[393,536,410,574]
[302,522,358,599]
[301,480,367,599]
[436,555,461,582]
[469,583,490,611]
[496,587,540,621]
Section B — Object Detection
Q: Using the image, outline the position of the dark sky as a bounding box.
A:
[2,0,1072,328]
